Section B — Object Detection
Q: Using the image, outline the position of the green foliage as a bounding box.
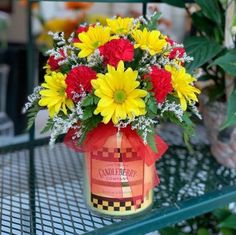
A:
[82,94,99,107]
[78,93,102,144]
[160,208,236,235]
[221,90,236,129]
[81,94,99,121]
[161,104,194,149]
[26,103,41,131]
[82,106,95,121]
[197,228,210,235]
[40,118,54,134]
[195,0,222,26]
[145,91,159,119]
[184,36,222,73]
[220,215,236,230]
[191,11,215,38]
[213,50,236,76]
[182,113,195,151]
[183,0,236,130]
[146,131,158,153]
[145,12,161,31]
[213,208,232,221]
[78,114,102,145]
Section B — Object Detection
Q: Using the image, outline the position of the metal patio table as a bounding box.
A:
[1,1,236,234]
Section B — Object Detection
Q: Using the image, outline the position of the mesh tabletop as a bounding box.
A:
[1,143,236,235]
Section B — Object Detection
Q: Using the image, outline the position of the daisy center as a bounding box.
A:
[113,90,127,104]
[58,87,66,96]
[92,41,100,48]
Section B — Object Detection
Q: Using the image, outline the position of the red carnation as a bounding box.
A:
[166,37,185,60]
[66,66,97,99]
[77,25,89,34]
[73,25,89,43]
[99,38,134,67]
[47,50,65,71]
[166,37,174,46]
[145,67,173,103]
[169,47,185,60]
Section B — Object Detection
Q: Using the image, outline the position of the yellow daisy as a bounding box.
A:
[106,17,134,34]
[39,72,74,117]
[91,61,147,124]
[165,65,201,111]
[132,28,167,55]
[74,25,111,58]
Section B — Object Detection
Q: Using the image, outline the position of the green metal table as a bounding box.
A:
[1,142,236,234]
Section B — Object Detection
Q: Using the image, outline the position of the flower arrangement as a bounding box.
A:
[25,13,200,148]
[24,13,201,217]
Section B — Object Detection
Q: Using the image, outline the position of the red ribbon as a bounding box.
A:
[65,122,168,166]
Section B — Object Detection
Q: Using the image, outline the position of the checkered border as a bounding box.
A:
[91,147,140,161]
[91,194,146,211]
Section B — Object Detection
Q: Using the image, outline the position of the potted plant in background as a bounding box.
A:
[183,0,236,168]
[24,14,201,217]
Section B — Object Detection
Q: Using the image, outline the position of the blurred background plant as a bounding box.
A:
[182,0,236,168]
[160,206,236,235]
[183,0,236,129]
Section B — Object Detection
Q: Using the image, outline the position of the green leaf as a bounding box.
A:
[146,12,161,30]
[26,103,41,131]
[40,118,54,134]
[147,95,158,115]
[78,114,102,145]
[184,36,222,72]
[195,0,222,26]
[220,215,236,230]
[191,11,215,37]
[82,95,95,107]
[160,0,185,8]
[221,90,236,129]
[182,112,195,152]
[221,228,236,235]
[213,49,236,76]
[82,106,94,120]
[212,208,232,222]
[197,228,210,235]
[147,132,158,153]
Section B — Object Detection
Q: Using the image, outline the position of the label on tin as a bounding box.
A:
[90,148,144,199]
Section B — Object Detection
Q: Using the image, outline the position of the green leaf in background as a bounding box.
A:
[220,214,236,230]
[213,50,236,76]
[195,0,222,26]
[160,0,185,8]
[191,11,215,37]
[213,208,232,222]
[197,228,210,235]
[221,90,236,129]
[184,36,222,72]
[221,228,236,235]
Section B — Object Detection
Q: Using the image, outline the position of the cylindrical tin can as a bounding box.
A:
[83,133,153,217]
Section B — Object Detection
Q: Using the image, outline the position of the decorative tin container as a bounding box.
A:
[83,133,153,217]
